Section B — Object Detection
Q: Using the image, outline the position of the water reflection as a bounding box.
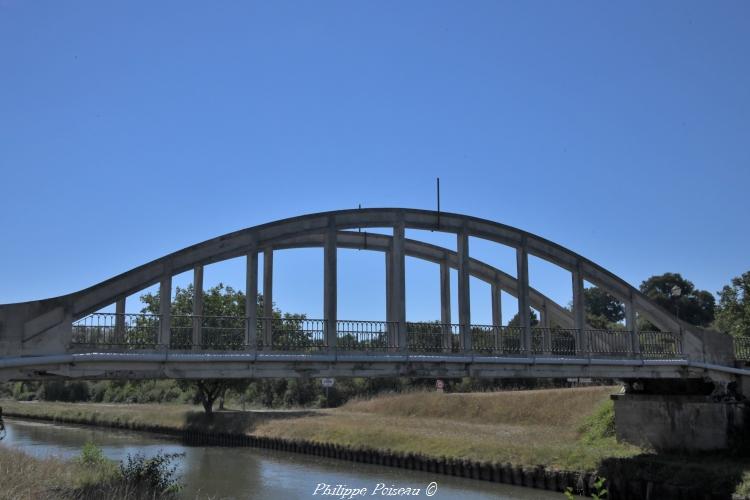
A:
[2,418,560,499]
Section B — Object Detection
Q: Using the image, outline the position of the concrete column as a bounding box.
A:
[245,252,258,350]
[625,293,640,355]
[115,297,125,344]
[324,224,338,350]
[491,283,501,352]
[572,263,586,355]
[541,301,551,328]
[541,300,551,354]
[516,244,531,353]
[491,284,502,326]
[192,265,203,349]
[385,250,395,347]
[440,260,452,351]
[263,247,274,348]
[392,219,406,351]
[457,230,471,351]
[159,276,172,347]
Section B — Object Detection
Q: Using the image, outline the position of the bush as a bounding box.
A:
[78,441,107,467]
[119,451,184,494]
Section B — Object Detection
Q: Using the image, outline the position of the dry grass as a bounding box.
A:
[0,444,163,500]
[251,386,638,470]
[2,386,639,471]
[0,446,77,500]
[1,401,197,431]
[341,386,617,427]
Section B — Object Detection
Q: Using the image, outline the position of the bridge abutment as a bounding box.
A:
[613,379,750,452]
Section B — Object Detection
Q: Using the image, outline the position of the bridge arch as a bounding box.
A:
[0,208,733,369]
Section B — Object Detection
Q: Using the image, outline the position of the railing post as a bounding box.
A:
[263,246,274,349]
[192,265,203,350]
[625,293,640,356]
[572,262,585,355]
[441,260,452,352]
[458,229,471,351]
[115,297,125,344]
[245,252,258,351]
[516,242,531,354]
[491,283,501,352]
[393,217,407,351]
[159,276,172,347]
[324,222,338,351]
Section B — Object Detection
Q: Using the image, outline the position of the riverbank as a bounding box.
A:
[0,443,174,500]
[4,387,750,498]
[2,386,631,470]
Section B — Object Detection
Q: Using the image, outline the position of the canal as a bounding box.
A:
[2,418,562,499]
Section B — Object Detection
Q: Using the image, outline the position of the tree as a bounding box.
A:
[177,379,248,416]
[139,283,277,415]
[507,311,539,327]
[639,273,715,327]
[715,271,750,337]
[584,287,624,330]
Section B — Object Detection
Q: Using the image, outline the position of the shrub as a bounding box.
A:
[78,441,107,467]
[119,451,184,494]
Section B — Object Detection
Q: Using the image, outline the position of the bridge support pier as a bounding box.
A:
[612,379,749,452]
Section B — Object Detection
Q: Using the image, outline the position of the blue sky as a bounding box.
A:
[1,1,748,324]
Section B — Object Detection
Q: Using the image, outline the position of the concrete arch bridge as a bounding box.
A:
[0,208,743,388]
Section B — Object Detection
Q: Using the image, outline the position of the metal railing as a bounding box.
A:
[407,322,460,352]
[70,313,685,359]
[586,329,632,356]
[638,330,682,358]
[337,320,395,350]
[72,313,159,349]
[735,337,750,361]
[260,317,326,351]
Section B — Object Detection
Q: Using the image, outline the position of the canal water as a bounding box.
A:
[2,418,560,499]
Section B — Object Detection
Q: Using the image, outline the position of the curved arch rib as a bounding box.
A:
[0,208,733,364]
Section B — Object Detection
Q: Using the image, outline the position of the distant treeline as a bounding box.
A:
[0,377,584,408]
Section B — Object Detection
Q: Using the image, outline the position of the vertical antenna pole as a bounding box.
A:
[436,177,441,229]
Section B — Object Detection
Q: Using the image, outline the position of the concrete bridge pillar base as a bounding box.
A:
[613,380,749,452]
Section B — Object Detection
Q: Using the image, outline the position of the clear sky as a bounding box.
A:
[1,1,748,324]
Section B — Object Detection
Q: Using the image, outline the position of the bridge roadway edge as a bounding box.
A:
[0,351,716,381]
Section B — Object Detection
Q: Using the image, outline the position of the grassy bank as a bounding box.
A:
[6,387,750,498]
[0,443,176,500]
[2,386,636,471]
[254,386,639,470]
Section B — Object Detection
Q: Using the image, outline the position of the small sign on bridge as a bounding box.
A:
[436,379,444,392]
[321,378,335,388]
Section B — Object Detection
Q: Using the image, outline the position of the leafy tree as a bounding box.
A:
[715,271,750,337]
[176,379,248,415]
[507,310,539,327]
[584,287,624,329]
[639,273,715,327]
[140,283,264,415]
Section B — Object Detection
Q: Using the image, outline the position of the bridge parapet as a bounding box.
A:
[68,313,684,359]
